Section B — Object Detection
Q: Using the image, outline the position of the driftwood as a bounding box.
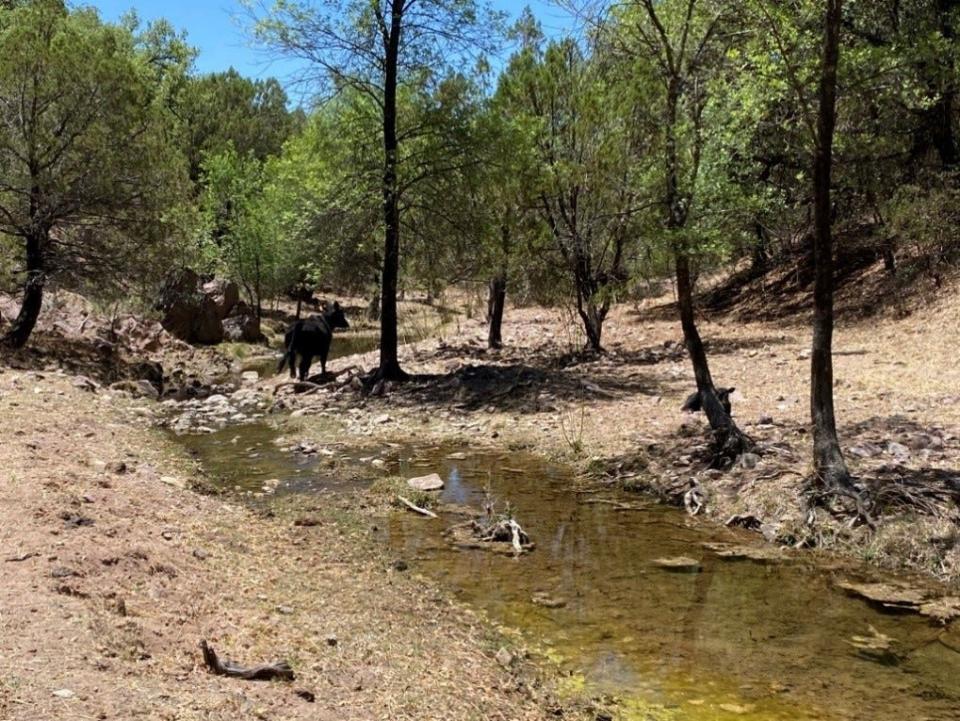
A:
[200,640,295,681]
[397,495,438,518]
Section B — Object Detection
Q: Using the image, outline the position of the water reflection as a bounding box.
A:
[176,423,960,721]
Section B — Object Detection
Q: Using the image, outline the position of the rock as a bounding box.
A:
[531,592,567,608]
[295,689,316,703]
[495,647,514,668]
[241,370,260,384]
[223,311,264,343]
[52,689,75,699]
[156,269,224,345]
[192,548,208,560]
[202,279,240,320]
[107,461,127,474]
[407,473,444,491]
[849,443,882,459]
[373,413,392,424]
[324,634,338,647]
[72,376,100,392]
[739,452,760,469]
[886,441,910,459]
[757,414,774,425]
[109,380,159,400]
[652,556,702,572]
[835,580,929,610]
[276,605,295,615]
[392,559,409,572]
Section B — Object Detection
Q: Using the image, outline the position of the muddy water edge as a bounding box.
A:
[171,416,960,721]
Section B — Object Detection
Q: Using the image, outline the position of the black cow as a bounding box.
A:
[681,386,735,415]
[277,302,350,381]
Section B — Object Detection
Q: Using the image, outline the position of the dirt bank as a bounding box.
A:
[0,368,573,721]
[276,296,960,585]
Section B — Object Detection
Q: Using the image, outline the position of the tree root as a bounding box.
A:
[199,640,295,681]
[804,475,877,530]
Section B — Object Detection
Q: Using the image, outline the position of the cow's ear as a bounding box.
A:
[727,387,736,394]
[333,301,340,310]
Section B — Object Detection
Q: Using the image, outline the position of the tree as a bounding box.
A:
[743,0,851,486]
[178,69,302,182]
[0,0,188,348]
[200,148,292,321]
[596,0,752,455]
[496,36,636,352]
[248,0,500,381]
[809,0,850,487]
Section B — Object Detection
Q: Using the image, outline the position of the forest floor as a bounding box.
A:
[280,287,960,585]
[3,272,960,720]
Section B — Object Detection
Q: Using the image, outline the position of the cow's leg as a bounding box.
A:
[289,353,297,379]
[298,354,312,382]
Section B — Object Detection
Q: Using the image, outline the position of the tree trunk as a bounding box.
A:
[487,274,506,349]
[3,231,46,349]
[663,78,750,458]
[810,0,851,488]
[376,2,406,381]
[751,221,770,274]
[578,300,604,353]
[934,0,958,168]
[676,251,750,458]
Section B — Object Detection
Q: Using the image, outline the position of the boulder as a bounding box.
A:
[407,473,444,491]
[223,311,264,344]
[203,279,240,320]
[156,269,224,345]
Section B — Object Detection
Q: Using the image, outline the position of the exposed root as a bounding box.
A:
[804,474,877,530]
[199,640,295,681]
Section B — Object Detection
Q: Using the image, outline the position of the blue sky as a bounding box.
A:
[79,1,576,95]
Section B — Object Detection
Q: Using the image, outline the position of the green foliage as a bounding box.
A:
[0,0,190,303]
[178,69,301,181]
[199,147,294,313]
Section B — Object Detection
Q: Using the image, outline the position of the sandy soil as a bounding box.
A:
[0,369,567,721]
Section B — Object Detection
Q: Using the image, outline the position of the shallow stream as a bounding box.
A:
[175,421,960,721]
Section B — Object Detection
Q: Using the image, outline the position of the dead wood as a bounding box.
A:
[4,552,38,562]
[199,640,295,681]
[397,495,438,518]
[272,380,325,396]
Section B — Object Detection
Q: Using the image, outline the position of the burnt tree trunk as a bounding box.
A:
[375,2,406,382]
[810,0,851,488]
[4,230,46,349]
[487,273,506,349]
[676,251,751,457]
[663,78,751,458]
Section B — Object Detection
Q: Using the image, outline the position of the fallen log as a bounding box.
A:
[397,495,438,518]
[200,640,295,681]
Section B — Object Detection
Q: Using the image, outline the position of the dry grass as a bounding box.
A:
[0,370,572,721]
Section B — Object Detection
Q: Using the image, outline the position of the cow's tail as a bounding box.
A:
[277,322,301,375]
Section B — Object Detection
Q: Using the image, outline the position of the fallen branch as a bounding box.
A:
[199,640,295,681]
[4,552,38,562]
[397,495,438,518]
[272,380,326,396]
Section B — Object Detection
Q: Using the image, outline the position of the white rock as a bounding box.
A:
[407,473,444,491]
